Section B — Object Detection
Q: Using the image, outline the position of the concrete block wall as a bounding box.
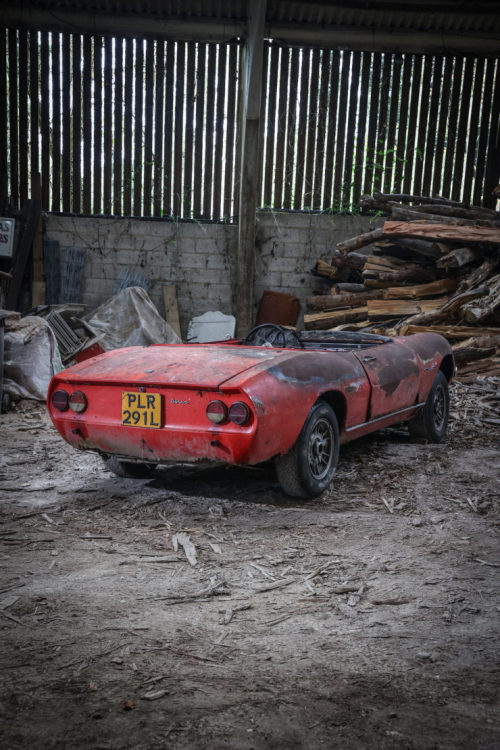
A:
[45,212,380,337]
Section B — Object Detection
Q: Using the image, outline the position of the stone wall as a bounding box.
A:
[45,212,381,336]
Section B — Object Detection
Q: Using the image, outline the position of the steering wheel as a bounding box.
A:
[243,324,301,348]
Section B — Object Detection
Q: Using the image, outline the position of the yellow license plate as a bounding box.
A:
[122,392,162,428]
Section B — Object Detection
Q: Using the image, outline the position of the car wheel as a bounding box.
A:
[103,456,157,478]
[408,370,449,442]
[276,402,339,499]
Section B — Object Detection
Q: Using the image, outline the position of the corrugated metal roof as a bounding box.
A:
[2,0,499,53]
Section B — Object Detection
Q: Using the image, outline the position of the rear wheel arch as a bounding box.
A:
[318,390,347,432]
[440,354,454,382]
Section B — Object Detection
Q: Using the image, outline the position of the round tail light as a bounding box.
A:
[206,400,227,424]
[51,389,69,412]
[69,390,87,413]
[228,401,251,425]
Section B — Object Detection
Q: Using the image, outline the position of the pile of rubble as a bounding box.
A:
[306,192,500,380]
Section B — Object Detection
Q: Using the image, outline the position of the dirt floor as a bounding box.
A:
[0,379,499,750]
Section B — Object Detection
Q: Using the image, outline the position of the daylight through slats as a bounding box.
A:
[1,31,498,218]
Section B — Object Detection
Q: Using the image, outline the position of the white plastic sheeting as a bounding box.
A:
[87,286,181,351]
[3,314,63,401]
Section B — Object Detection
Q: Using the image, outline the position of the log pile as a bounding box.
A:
[306,192,500,381]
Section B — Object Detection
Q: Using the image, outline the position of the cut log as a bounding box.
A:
[306,290,384,311]
[336,227,384,254]
[364,192,470,208]
[383,278,458,299]
[383,221,500,245]
[377,237,444,259]
[332,283,367,294]
[406,203,500,222]
[400,324,500,339]
[331,249,366,270]
[459,274,500,324]
[367,297,450,320]
[458,257,499,291]
[312,259,340,280]
[363,268,435,285]
[390,206,500,227]
[304,307,368,330]
[400,284,489,327]
[436,247,478,269]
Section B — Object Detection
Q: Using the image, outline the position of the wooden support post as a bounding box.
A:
[235,0,266,337]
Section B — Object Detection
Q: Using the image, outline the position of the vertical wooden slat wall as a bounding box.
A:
[2,29,498,216]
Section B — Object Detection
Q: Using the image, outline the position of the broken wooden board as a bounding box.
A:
[163,284,181,338]
[383,221,500,245]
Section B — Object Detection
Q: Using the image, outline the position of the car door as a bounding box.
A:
[354,341,421,420]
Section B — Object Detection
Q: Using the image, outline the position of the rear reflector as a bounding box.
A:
[228,401,251,425]
[51,390,69,412]
[206,400,227,424]
[69,390,87,413]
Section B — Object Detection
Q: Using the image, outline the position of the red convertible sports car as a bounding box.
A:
[47,325,454,498]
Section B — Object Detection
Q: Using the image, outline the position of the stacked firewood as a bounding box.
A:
[305,192,500,380]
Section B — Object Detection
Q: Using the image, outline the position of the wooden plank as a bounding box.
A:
[274,46,289,208]
[431,56,453,198]
[133,38,144,216]
[82,34,92,213]
[51,31,61,211]
[28,31,39,198]
[223,42,237,219]
[0,30,7,207]
[40,31,50,210]
[304,307,368,330]
[182,41,195,218]
[72,33,81,214]
[61,33,71,212]
[92,36,102,213]
[402,54,422,195]
[18,29,29,205]
[162,284,181,338]
[421,56,443,198]
[401,324,500,340]
[452,57,474,202]
[384,278,458,299]
[163,40,174,217]
[342,50,361,209]
[283,47,299,209]
[31,173,44,306]
[212,43,226,219]
[8,29,19,207]
[383,53,401,195]
[263,42,278,207]
[6,199,41,310]
[472,58,495,207]
[202,43,216,218]
[364,52,381,198]
[293,48,310,209]
[412,55,432,197]
[103,35,113,214]
[483,61,500,209]
[333,50,350,206]
[142,38,154,217]
[312,49,329,209]
[153,39,164,217]
[352,51,370,206]
[113,38,123,215]
[304,48,320,209]
[192,42,205,218]
[173,41,185,218]
[383,220,500,244]
[462,58,485,205]
[441,57,464,199]
[123,37,133,215]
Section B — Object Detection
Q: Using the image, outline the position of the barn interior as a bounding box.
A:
[0,2,499,748]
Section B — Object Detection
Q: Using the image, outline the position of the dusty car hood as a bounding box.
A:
[56,344,294,389]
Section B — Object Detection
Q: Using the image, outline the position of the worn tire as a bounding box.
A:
[408,370,449,442]
[103,456,157,478]
[276,402,339,499]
